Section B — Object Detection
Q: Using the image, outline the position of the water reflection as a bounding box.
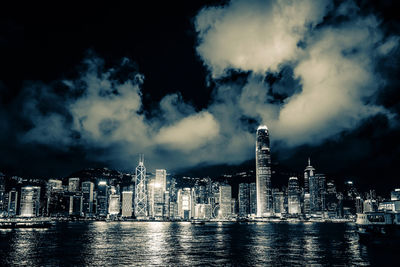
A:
[0,222,396,266]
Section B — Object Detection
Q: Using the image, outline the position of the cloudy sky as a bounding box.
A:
[0,1,399,191]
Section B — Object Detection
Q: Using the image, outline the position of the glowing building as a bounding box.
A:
[134,154,148,218]
[255,125,272,217]
[20,186,41,217]
[288,177,301,215]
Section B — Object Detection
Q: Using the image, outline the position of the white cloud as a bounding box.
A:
[195,0,330,77]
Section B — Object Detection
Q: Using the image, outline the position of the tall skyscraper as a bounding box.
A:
[153,169,166,218]
[8,189,18,216]
[288,177,301,215]
[249,183,257,215]
[20,186,41,217]
[108,186,120,216]
[219,184,232,219]
[238,183,250,217]
[121,191,133,217]
[177,188,192,220]
[256,125,272,217]
[97,181,108,217]
[82,181,94,216]
[304,158,315,193]
[134,154,148,218]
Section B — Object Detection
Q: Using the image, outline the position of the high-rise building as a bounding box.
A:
[249,183,257,215]
[82,181,94,216]
[69,195,83,216]
[8,189,18,216]
[121,191,133,217]
[177,188,192,220]
[134,154,148,218]
[288,177,301,215]
[68,178,80,193]
[20,186,41,217]
[273,189,285,215]
[304,158,315,194]
[255,125,272,217]
[153,169,167,218]
[108,187,120,216]
[219,184,232,219]
[97,181,108,217]
[238,183,250,217]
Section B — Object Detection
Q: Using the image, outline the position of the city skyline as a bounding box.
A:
[0,1,399,195]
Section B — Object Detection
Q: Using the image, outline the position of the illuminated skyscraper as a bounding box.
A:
[20,186,41,217]
[134,154,148,218]
[153,169,166,218]
[82,181,94,216]
[7,189,18,216]
[304,158,315,193]
[121,191,133,217]
[288,177,301,215]
[97,181,108,217]
[219,184,232,219]
[255,125,272,217]
[238,183,250,217]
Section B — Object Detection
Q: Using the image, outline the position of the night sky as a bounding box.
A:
[0,1,399,193]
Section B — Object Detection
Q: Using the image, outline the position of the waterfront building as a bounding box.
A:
[97,181,108,217]
[69,195,83,216]
[194,203,212,219]
[303,193,310,214]
[108,187,120,216]
[177,188,192,220]
[7,189,18,216]
[219,184,232,219]
[163,191,170,218]
[249,183,257,215]
[20,186,41,217]
[82,181,94,216]
[238,183,250,217]
[304,158,315,194]
[288,177,301,215]
[153,169,167,218]
[255,125,272,217]
[134,154,148,218]
[68,177,80,193]
[273,189,285,215]
[121,191,133,217]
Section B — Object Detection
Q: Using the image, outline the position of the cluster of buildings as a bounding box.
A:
[0,124,399,221]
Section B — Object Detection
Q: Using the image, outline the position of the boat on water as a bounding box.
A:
[0,218,54,229]
[356,211,400,241]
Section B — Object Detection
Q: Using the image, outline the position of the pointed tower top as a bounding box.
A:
[138,154,144,165]
[308,157,311,166]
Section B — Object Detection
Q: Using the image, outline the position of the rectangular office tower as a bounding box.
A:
[82,181,94,216]
[288,177,301,215]
[255,125,273,217]
[20,186,41,217]
[154,169,167,218]
[121,191,133,217]
[97,181,109,217]
[219,184,232,219]
[8,189,18,216]
[68,177,80,193]
[238,183,250,217]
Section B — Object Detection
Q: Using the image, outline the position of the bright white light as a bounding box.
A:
[98,181,107,186]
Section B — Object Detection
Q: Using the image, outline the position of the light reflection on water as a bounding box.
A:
[0,222,397,266]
